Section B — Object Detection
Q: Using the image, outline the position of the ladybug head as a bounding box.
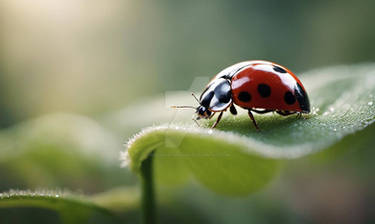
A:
[195,106,212,120]
[170,93,212,120]
[171,77,232,123]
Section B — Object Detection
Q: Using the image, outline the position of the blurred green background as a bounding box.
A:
[1,0,374,223]
[2,0,375,126]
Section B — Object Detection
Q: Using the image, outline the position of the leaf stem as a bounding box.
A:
[140,153,156,224]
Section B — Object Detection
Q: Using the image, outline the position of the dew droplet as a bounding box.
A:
[311,107,320,115]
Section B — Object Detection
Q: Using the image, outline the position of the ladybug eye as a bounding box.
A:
[198,107,206,115]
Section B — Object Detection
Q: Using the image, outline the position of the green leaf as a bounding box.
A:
[122,64,375,196]
[0,190,119,224]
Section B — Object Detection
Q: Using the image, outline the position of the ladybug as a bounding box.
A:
[175,60,310,130]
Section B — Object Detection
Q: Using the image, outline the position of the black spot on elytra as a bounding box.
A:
[273,66,287,73]
[238,91,251,102]
[257,84,271,97]
[284,91,296,105]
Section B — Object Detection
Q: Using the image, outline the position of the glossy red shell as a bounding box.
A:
[230,61,308,112]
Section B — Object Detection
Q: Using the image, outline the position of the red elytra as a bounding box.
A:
[231,61,309,113]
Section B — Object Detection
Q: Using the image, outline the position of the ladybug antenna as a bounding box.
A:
[170,93,201,110]
[191,93,200,104]
[170,105,196,109]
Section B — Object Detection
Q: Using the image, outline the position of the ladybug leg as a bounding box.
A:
[248,110,260,131]
[276,110,296,116]
[230,104,238,115]
[251,109,273,114]
[211,111,223,128]
[296,112,302,119]
[209,112,216,119]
